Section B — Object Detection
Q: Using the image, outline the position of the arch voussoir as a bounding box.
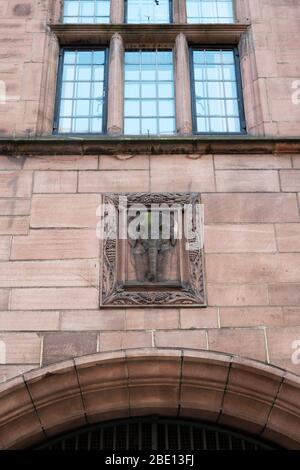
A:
[0,348,300,449]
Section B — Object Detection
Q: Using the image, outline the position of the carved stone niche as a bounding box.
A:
[100,193,206,308]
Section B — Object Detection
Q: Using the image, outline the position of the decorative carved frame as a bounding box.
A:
[100,192,206,307]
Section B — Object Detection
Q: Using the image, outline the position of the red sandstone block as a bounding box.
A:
[280,170,300,192]
[219,307,286,328]
[268,284,300,306]
[21,62,42,100]
[204,224,276,253]
[150,155,215,192]
[0,156,23,170]
[0,171,32,197]
[207,283,269,307]
[0,333,41,364]
[293,156,300,168]
[99,331,153,352]
[180,308,218,329]
[23,155,98,170]
[0,290,9,310]
[11,229,100,260]
[283,308,300,326]
[155,330,207,349]
[30,194,102,228]
[78,170,150,193]
[125,309,179,330]
[10,287,99,310]
[100,155,149,170]
[33,171,77,193]
[0,217,29,235]
[206,254,300,283]
[0,311,60,331]
[60,310,125,331]
[0,237,10,260]
[202,194,299,223]
[276,224,300,252]
[0,260,98,287]
[0,365,37,384]
[208,329,267,361]
[267,327,300,373]
[214,154,291,170]
[42,332,98,366]
[0,199,30,216]
[216,170,280,192]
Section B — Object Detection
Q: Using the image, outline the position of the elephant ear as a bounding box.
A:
[128,237,138,248]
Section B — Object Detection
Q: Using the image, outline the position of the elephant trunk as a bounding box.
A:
[147,240,158,282]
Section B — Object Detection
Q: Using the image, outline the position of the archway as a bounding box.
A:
[0,348,299,449]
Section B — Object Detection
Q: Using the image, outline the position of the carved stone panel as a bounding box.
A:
[100,193,206,308]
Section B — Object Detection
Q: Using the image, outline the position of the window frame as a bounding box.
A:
[189,45,246,135]
[61,0,111,24]
[53,46,109,135]
[123,47,177,136]
[124,0,173,24]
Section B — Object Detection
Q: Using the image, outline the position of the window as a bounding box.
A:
[187,0,234,23]
[124,50,176,136]
[54,49,108,134]
[191,48,245,133]
[126,0,171,24]
[63,0,110,23]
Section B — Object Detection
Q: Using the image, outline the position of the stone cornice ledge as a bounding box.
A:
[50,23,249,46]
[0,136,300,156]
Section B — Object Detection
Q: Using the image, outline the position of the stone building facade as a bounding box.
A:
[0,0,300,450]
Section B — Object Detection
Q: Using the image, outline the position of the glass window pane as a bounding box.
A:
[124,118,140,134]
[77,51,93,64]
[124,100,140,117]
[59,118,72,133]
[192,48,242,133]
[76,82,91,98]
[158,100,174,117]
[125,83,140,98]
[62,65,75,81]
[125,65,140,81]
[60,100,73,117]
[141,83,156,98]
[187,0,234,24]
[57,48,107,134]
[159,118,175,134]
[124,49,175,136]
[74,100,90,116]
[63,0,111,24]
[91,117,103,132]
[141,100,156,116]
[227,117,241,132]
[126,0,170,24]
[158,83,173,98]
[157,65,173,81]
[92,100,103,116]
[141,118,157,135]
[74,118,89,132]
[77,65,92,81]
[141,65,156,81]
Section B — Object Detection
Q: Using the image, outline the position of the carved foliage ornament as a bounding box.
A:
[100,193,206,307]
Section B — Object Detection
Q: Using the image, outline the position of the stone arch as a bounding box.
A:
[0,348,299,449]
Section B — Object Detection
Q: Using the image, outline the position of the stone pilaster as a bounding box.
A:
[174,33,193,135]
[107,33,124,136]
[110,0,124,23]
[173,0,187,24]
